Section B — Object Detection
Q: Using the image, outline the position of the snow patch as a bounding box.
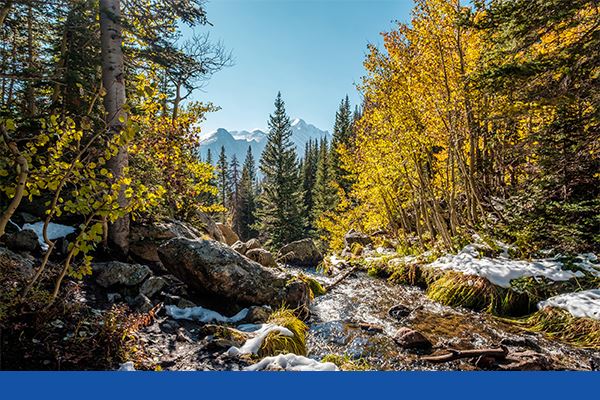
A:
[227,323,293,356]
[426,244,593,288]
[538,289,600,320]
[166,305,249,323]
[117,361,136,371]
[22,221,76,250]
[244,353,339,371]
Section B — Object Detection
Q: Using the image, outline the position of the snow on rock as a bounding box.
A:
[226,324,293,356]
[117,361,136,371]
[22,221,76,250]
[426,244,595,288]
[244,353,339,371]
[538,289,600,320]
[166,305,249,323]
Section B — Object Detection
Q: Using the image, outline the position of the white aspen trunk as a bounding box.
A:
[100,0,129,255]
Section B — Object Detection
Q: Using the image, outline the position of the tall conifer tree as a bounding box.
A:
[256,92,305,248]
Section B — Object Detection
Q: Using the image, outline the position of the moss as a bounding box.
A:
[321,354,372,371]
[297,273,327,299]
[515,307,600,349]
[258,308,308,357]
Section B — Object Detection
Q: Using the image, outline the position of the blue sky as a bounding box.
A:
[187,0,414,134]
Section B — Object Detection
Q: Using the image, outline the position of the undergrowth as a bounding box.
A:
[513,307,600,349]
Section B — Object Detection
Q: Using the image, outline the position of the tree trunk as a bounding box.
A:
[100,0,129,255]
[0,0,13,28]
[0,125,29,238]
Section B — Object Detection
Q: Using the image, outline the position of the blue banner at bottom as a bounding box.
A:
[1,371,598,400]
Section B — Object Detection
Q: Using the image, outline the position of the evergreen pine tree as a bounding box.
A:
[229,154,240,207]
[312,138,337,223]
[256,92,305,248]
[330,95,353,192]
[234,146,258,240]
[216,146,230,213]
[301,139,319,233]
[206,148,213,165]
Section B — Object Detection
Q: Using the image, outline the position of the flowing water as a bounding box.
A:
[292,267,599,371]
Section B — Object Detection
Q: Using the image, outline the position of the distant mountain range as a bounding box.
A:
[199,118,331,164]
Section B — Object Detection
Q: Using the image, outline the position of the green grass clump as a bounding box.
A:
[258,308,308,357]
[516,307,600,349]
[387,261,441,288]
[321,354,372,371]
[425,271,533,316]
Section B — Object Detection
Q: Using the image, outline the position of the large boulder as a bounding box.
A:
[246,248,277,269]
[130,218,224,263]
[93,261,152,288]
[216,223,239,246]
[277,239,323,267]
[157,238,310,312]
[190,211,226,243]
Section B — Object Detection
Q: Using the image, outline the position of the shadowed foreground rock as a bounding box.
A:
[158,238,310,312]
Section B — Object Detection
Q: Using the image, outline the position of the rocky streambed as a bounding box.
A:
[134,263,599,371]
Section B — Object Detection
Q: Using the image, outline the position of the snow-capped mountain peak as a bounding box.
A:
[199,118,330,164]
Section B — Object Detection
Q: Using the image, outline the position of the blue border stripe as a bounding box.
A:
[1,371,599,400]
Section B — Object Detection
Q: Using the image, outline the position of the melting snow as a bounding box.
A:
[22,221,76,250]
[166,305,249,323]
[117,361,136,371]
[426,244,596,288]
[244,354,339,371]
[227,324,293,356]
[538,289,600,320]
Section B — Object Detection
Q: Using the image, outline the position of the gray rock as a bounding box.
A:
[245,248,277,269]
[388,304,412,321]
[244,306,272,324]
[130,217,226,263]
[343,229,372,248]
[93,261,152,288]
[245,238,262,251]
[216,223,239,246]
[107,293,122,303]
[5,229,41,253]
[393,327,432,350]
[0,246,36,278]
[231,241,248,255]
[157,238,310,312]
[177,298,197,309]
[140,276,167,298]
[133,293,154,313]
[277,238,323,267]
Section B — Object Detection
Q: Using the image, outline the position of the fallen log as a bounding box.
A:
[325,265,359,292]
[421,346,508,363]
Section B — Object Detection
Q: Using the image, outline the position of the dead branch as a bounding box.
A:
[421,346,508,363]
[325,265,359,292]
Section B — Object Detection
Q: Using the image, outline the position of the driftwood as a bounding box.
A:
[421,346,508,363]
[325,265,359,292]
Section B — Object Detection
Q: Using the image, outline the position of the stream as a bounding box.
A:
[139,265,599,371]
[294,267,599,371]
